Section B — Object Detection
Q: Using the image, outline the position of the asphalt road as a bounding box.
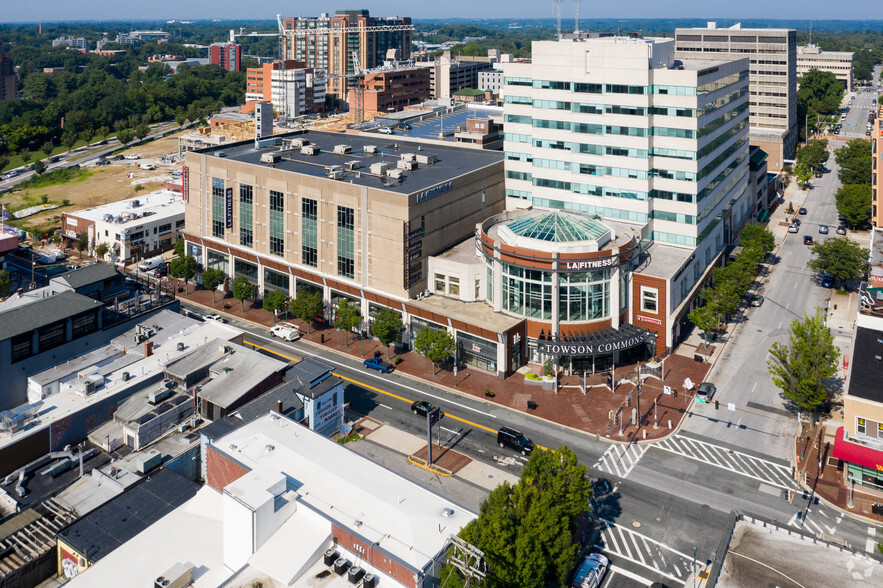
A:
[839,65,881,139]
[178,299,883,586]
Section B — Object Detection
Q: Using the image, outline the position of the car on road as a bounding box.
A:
[48,156,61,163]
[364,357,394,373]
[205,314,226,323]
[110,154,125,161]
[819,224,828,234]
[95,159,110,166]
[804,235,814,245]
[696,382,717,403]
[746,294,764,307]
[788,224,799,233]
[571,553,609,588]
[836,226,847,235]
[497,426,534,455]
[868,131,873,136]
[814,171,822,178]
[410,400,442,418]
[124,154,141,160]
[2,170,19,180]
[269,322,301,341]
[154,264,169,277]
[821,271,835,288]
[799,207,807,215]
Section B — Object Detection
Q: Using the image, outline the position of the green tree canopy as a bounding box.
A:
[232,276,253,311]
[835,139,872,186]
[369,307,402,358]
[75,231,89,253]
[442,445,592,588]
[740,225,775,254]
[689,304,719,355]
[796,139,829,171]
[33,159,46,175]
[169,255,197,293]
[333,299,361,346]
[797,69,843,114]
[767,308,839,415]
[414,328,455,374]
[173,238,185,257]
[290,289,324,334]
[834,183,872,228]
[806,235,869,288]
[200,267,226,302]
[94,242,109,260]
[262,290,288,318]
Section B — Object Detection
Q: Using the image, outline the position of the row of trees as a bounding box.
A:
[796,69,844,142]
[833,139,873,228]
[688,226,776,353]
[793,138,829,188]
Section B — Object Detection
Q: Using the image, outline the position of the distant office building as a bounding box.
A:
[52,36,91,50]
[209,42,241,72]
[244,60,326,118]
[675,22,798,171]
[478,68,504,96]
[0,41,15,100]
[129,31,170,42]
[797,45,854,90]
[421,51,494,99]
[348,66,431,114]
[115,33,136,45]
[281,10,412,105]
[873,104,883,227]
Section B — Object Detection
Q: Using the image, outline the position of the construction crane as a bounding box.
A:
[322,51,366,126]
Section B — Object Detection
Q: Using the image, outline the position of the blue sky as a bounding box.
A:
[2,1,881,23]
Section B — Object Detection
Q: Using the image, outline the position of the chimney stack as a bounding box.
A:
[144,341,154,357]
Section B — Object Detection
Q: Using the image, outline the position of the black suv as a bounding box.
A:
[497,426,534,456]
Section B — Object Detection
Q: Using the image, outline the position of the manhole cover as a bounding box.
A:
[725,488,734,495]
[488,474,494,479]
[701,504,710,510]
[631,521,642,528]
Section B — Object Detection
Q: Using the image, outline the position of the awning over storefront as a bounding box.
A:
[757,209,770,222]
[832,426,883,471]
[536,323,655,357]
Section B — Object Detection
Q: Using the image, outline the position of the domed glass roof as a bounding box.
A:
[504,210,609,243]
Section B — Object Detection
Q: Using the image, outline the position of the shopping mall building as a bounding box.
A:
[183,35,755,379]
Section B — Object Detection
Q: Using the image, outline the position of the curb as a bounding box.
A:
[178,297,694,448]
[797,476,883,530]
[407,455,454,477]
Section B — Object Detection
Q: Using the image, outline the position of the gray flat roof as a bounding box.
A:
[194,130,502,195]
[0,290,103,342]
[197,345,287,409]
[639,242,695,280]
[53,262,122,290]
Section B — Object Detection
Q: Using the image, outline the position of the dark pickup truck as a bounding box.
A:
[363,357,394,373]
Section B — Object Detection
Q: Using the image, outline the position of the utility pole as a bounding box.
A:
[447,535,486,587]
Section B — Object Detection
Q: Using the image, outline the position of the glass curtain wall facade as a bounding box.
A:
[269,190,285,256]
[211,177,225,238]
[239,184,253,248]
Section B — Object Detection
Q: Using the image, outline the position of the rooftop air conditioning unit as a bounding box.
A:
[103,213,114,222]
[301,145,320,155]
[369,162,390,175]
[323,549,339,566]
[400,152,416,162]
[149,387,174,405]
[154,562,194,588]
[324,165,343,174]
[261,152,281,164]
[292,138,310,147]
[387,168,405,180]
[397,160,417,171]
[364,145,378,154]
[347,566,364,584]
[329,170,344,180]
[363,574,377,588]
[416,153,437,165]
[334,558,350,575]
[129,199,140,208]
[333,144,352,155]
[344,160,361,171]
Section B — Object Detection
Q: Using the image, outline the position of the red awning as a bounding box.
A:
[832,426,883,471]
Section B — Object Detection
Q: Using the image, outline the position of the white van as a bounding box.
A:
[139,163,156,170]
[138,256,165,272]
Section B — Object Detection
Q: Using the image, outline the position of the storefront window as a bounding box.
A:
[206,249,229,274]
[234,259,258,282]
[457,331,497,373]
[410,317,445,348]
[501,263,553,319]
[558,270,610,322]
[264,269,289,291]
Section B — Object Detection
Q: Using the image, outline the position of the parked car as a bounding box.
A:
[110,154,125,161]
[364,357,394,373]
[696,382,717,403]
[788,224,799,233]
[571,553,609,588]
[205,314,226,323]
[821,271,835,288]
[410,400,442,418]
[377,127,394,135]
[154,264,169,278]
[836,226,847,235]
[95,159,110,166]
[138,256,166,272]
[270,322,300,341]
[804,235,814,245]
[746,294,764,307]
[814,171,822,178]
[799,207,807,215]
[124,154,141,160]
[818,224,828,234]
[497,426,534,456]
[400,123,412,130]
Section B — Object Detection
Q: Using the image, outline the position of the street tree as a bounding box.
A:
[369,307,402,358]
[834,139,872,185]
[797,69,843,115]
[41,142,54,160]
[169,255,197,293]
[232,276,253,311]
[290,289,324,334]
[75,232,89,255]
[442,445,592,588]
[767,308,839,416]
[200,267,226,302]
[173,237,185,257]
[262,290,288,320]
[94,242,110,260]
[134,123,151,141]
[116,128,134,146]
[796,139,829,171]
[33,159,46,175]
[740,224,775,254]
[0,270,11,298]
[688,304,718,355]
[834,183,872,228]
[61,131,78,152]
[333,299,361,346]
[806,236,869,289]
[96,126,110,142]
[414,328,455,374]
[793,161,813,189]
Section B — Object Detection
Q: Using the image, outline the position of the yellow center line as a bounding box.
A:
[244,340,300,362]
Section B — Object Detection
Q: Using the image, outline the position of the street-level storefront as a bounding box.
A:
[457,331,498,373]
[535,323,656,374]
[833,426,883,494]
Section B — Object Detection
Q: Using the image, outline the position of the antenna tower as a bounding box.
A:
[555,0,563,39]
[574,0,581,34]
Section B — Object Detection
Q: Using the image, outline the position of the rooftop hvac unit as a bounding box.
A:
[387,168,405,180]
[115,216,124,224]
[362,574,377,588]
[323,549,339,566]
[364,145,378,154]
[261,152,282,164]
[103,213,114,222]
[129,199,141,208]
[122,372,130,382]
[347,567,364,584]
[291,138,310,147]
[301,145,320,155]
[324,165,343,174]
[400,152,416,162]
[177,342,185,352]
[397,160,417,171]
[369,162,389,175]
[154,562,194,588]
[334,558,350,576]
[333,144,352,155]
[149,387,174,405]
[416,153,437,165]
[329,170,344,180]
[344,160,361,171]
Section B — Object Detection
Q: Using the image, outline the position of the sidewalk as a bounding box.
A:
[167,280,713,444]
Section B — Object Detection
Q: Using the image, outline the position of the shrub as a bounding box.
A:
[485,388,495,398]
[525,373,540,380]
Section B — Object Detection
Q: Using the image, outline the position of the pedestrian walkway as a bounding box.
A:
[592,443,648,479]
[654,434,794,490]
[596,518,697,585]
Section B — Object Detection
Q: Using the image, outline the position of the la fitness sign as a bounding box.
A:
[562,256,621,271]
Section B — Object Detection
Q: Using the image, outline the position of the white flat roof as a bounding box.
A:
[213,413,476,571]
[68,189,183,226]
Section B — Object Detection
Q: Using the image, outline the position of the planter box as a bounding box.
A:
[524,376,543,386]
[542,376,556,390]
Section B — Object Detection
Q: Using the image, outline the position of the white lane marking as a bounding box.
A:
[378,404,392,410]
[751,382,758,394]
[867,539,878,553]
[249,332,497,419]
[605,566,653,586]
[597,522,689,584]
[439,426,460,435]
